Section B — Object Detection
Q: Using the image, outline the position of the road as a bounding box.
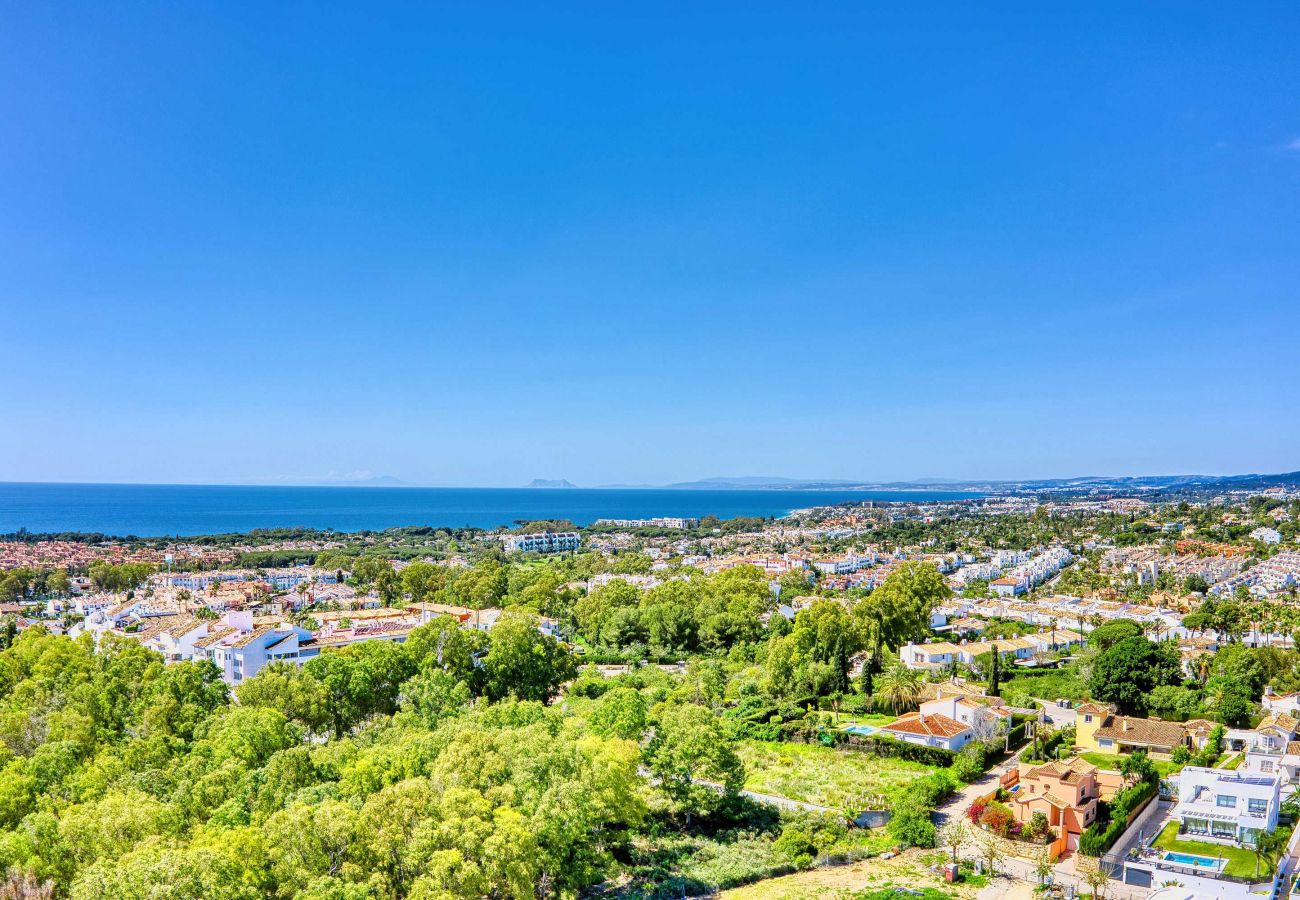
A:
[1034,698,1078,728]
[737,787,834,815]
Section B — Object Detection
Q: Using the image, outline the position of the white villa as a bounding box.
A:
[1170,766,1281,847]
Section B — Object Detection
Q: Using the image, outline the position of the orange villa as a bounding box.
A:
[1010,757,1125,856]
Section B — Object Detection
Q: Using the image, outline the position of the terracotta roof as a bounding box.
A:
[1257,714,1299,735]
[1286,741,1300,756]
[163,616,202,639]
[1093,714,1188,749]
[1026,757,1098,781]
[918,679,988,702]
[1076,702,1112,716]
[883,712,969,739]
[231,624,280,649]
[193,627,236,649]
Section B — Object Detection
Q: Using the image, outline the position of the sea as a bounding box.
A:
[0,482,982,538]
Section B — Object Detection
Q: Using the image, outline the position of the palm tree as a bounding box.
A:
[1194,653,1212,686]
[875,662,921,715]
[1253,829,1285,878]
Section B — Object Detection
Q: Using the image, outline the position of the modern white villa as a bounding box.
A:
[1170,766,1281,847]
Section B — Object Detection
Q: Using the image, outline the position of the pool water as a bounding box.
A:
[1162,851,1225,871]
[841,724,878,736]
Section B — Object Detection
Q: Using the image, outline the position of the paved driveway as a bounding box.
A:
[933,754,1020,826]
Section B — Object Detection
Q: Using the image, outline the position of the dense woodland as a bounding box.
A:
[0,560,959,899]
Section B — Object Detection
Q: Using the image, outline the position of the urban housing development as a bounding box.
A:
[4,483,1300,899]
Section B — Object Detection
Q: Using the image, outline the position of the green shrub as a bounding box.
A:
[888,805,937,848]
[1079,779,1156,856]
[852,735,957,767]
[952,746,984,782]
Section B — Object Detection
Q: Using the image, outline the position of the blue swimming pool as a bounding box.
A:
[1162,851,1225,872]
[841,724,878,736]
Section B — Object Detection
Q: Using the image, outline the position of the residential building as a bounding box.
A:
[879,709,973,751]
[1011,757,1125,855]
[593,517,699,529]
[1224,713,1299,754]
[1075,703,1191,755]
[918,694,1011,739]
[502,532,582,554]
[1170,767,1280,846]
[1263,686,1300,718]
[1251,527,1282,545]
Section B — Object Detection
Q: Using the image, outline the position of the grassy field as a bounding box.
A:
[736,740,940,810]
[1151,821,1275,879]
[721,852,979,900]
[1078,751,1179,778]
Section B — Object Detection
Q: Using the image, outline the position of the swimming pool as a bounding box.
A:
[841,724,878,736]
[1162,851,1226,872]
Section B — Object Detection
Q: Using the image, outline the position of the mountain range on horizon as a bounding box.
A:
[19,470,1297,493]
[531,470,1300,493]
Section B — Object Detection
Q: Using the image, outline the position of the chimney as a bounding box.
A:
[1122,720,1129,732]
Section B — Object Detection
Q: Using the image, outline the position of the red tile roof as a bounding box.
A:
[883,712,969,739]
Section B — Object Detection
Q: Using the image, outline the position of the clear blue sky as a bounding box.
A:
[2,3,1297,486]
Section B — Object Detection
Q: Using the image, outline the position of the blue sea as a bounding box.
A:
[0,483,981,538]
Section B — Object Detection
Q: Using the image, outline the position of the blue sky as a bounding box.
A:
[1,3,1297,486]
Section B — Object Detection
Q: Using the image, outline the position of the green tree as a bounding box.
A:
[1088,636,1181,715]
[236,662,331,734]
[874,661,921,714]
[645,703,744,827]
[587,687,648,741]
[482,611,576,703]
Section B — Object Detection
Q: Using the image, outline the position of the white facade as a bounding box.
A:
[1171,766,1281,846]
[503,532,582,554]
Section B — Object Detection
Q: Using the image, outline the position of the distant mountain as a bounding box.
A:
[662,476,861,490]
[622,470,1300,495]
[326,474,411,487]
[526,479,577,489]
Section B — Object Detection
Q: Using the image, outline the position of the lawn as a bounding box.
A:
[736,740,939,810]
[1079,751,1179,778]
[832,712,895,727]
[1220,752,1244,770]
[1151,821,1281,879]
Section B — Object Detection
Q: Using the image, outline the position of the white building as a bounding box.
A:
[503,532,582,554]
[1170,766,1281,846]
[1252,527,1282,545]
[879,707,974,751]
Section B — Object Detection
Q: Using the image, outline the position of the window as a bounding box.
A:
[1262,760,1275,773]
[1248,798,1269,815]
[1216,795,1236,808]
